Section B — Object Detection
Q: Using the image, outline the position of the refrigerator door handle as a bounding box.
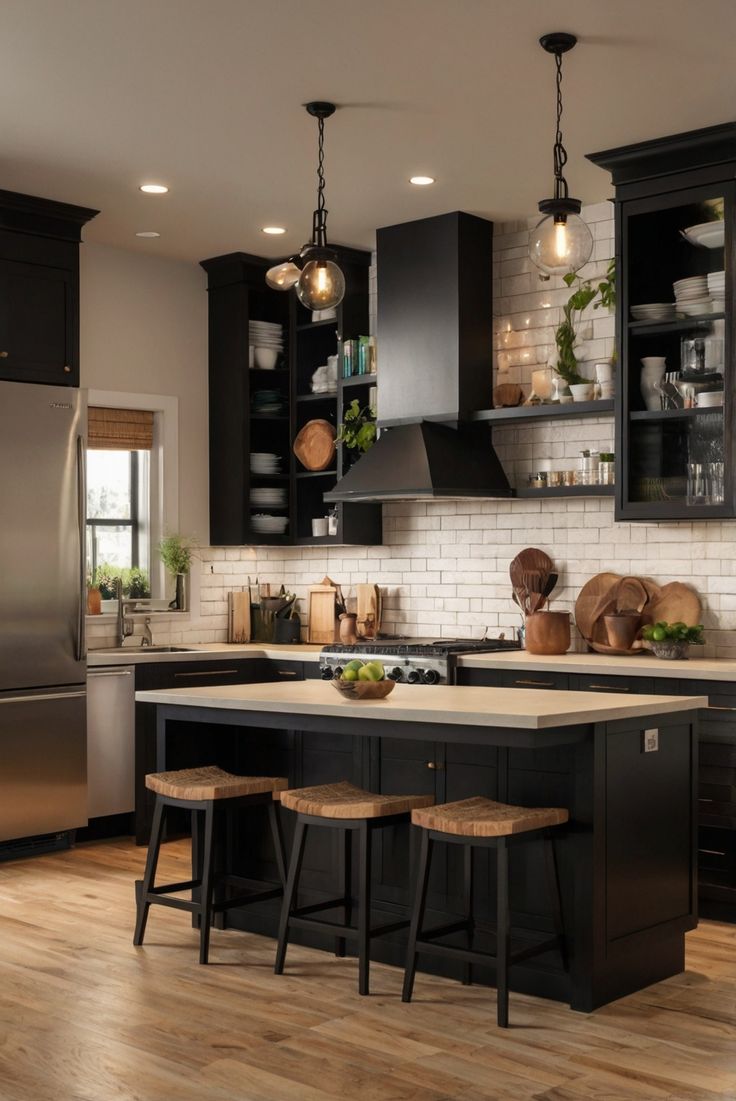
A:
[76,433,87,662]
[0,690,86,705]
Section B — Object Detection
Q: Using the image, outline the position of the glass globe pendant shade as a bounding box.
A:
[529,210,593,276]
[265,259,301,290]
[295,257,345,310]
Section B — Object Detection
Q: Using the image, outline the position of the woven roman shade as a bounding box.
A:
[88,407,154,451]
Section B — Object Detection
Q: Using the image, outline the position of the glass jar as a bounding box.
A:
[599,452,615,485]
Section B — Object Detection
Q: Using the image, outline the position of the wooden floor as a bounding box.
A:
[1,841,735,1101]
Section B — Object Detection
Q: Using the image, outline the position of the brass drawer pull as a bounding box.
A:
[174,668,239,679]
[426,761,444,770]
[586,683,630,692]
[513,679,555,687]
[707,706,736,712]
[275,670,298,677]
[699,848,727,857]
[699,797,715,803]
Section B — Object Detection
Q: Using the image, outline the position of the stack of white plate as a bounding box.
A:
[680,221,725,249]
[251,486,287,508]
[673,275,710,317]
[250,452,281,475]
[630,303,676,322]
[249,319,284,348]
[251,514,289,535]
[707,270,725,312]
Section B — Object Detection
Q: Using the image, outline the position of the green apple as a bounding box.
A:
[360,661,385,682]
[341,668,359,681]
[344,659,364,673]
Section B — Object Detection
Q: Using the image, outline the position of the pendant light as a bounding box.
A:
[265,102,345,309]
[529,33,593,277]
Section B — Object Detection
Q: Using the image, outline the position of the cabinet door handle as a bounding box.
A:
[586,683,631,693]
[173,669,240,679]
[513,679,555,688]
[64,365,71,373]
[426,761,444,770]
[699,848,727,857]
[88,669,133,678]
[707,706,736,712]
[274,669,298,677]
[699,797,715,803]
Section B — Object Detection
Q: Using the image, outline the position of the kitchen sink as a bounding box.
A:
[92,645,202,654]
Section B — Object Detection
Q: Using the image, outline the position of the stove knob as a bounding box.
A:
[320,666,334,680]
[407,670,422,684]
[333,666,343,680]
[422,668,440,685]
[387,667,404,682]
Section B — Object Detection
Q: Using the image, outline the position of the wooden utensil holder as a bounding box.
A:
[525,611,571,656]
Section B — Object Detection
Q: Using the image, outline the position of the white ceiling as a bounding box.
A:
[1,0,735,262]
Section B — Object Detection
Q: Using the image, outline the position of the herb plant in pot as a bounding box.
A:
[336,400,376,467]
[642,621,704,660]
[553,260,616,400]
[158,533,195,611]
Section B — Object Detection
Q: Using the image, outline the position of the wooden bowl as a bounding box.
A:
[332,678,395,700]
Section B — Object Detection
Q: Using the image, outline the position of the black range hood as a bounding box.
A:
[325,211,511,503]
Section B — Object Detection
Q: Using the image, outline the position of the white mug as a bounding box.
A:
[595,362,613,383]
[312,517,329,537]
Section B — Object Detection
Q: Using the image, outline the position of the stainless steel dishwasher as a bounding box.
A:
[87,666,135,818]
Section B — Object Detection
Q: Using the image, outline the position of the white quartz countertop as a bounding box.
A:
[458,649,736,682]
[134,680,706,731]
[89,641,736,682]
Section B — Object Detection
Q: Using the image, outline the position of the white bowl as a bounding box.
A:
[680,222,725,249]
[254,347,279,370]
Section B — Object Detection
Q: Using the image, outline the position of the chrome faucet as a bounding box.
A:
[115,578,134,647]
[141,616,153,648]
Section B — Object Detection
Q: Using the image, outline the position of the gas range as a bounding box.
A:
[319,637,521,685]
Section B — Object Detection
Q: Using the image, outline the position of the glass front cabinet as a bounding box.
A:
[589,123,736,520]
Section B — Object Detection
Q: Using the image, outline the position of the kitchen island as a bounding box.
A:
[136,680,705,1013]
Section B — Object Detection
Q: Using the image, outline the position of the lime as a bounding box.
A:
[359,662,384,682]
[345,659,364,673]
[652,626,667,642]
[341,668,359,681]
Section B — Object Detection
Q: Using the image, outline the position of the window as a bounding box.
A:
[86,407,153,594]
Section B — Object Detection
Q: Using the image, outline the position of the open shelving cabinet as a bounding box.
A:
[201,248,381,547]
[589,123,736,521]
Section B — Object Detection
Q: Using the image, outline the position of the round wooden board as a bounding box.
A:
[293,419,336,471]
[588,640,647,657]
[649,581,702,627]
[574,572,621,642]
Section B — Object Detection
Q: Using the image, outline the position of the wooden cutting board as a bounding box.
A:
[574,572,621,643]
[308,585,338,643]
[649,582,702,627]
[228,591,251,643]
[293,419,336,471]
[356,584,381,639]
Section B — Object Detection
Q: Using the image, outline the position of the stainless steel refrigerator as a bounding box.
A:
[0,380,87,844]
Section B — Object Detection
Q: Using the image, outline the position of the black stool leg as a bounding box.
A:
[462,844,474,986]
[402,829,433,1003]
[274,819,307,975]
[191,807,204,929]
[358,821,372,995]
[496,836,510,1028]
[336,829,352,958]
[133,796,165,946]
[198,801,216,965]
[543,830,568,970]
[268,800,287,887]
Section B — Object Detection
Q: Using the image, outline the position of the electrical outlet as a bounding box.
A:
[643,729,659,753]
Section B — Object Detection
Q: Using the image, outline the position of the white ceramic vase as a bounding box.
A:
[640,357,666,411]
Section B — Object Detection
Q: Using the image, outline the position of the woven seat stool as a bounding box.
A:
[133,766,288,964]
[274,780,434,995]
[402,796,569,1027]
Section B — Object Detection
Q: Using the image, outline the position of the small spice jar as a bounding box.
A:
[599,452,615,485]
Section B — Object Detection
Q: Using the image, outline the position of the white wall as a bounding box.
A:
[79,243,209,538]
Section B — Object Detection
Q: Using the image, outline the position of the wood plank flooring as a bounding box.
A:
[0,838,735,1101]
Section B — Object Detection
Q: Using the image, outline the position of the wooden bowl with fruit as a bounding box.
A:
[332,659,396,700]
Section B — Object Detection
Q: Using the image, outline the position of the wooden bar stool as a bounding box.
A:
[275,780,434,995]
[133,766,288,964]
[402,796,569,1027]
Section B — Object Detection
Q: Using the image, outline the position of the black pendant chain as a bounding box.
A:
[312,113,329,247]
[552,49,569,202]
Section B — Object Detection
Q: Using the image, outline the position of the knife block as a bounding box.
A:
[307,585,339,644]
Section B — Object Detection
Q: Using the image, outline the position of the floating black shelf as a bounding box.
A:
[515,484,615,499]
[295,469,337,480]
[296,318,338,331]
[628,312,725,335]
[296,391,338,403]
[249,473,289,482]
[630,407,723,422]
[341,374,376,388]
[250,414,289,421]
[471,399,614,426]
[296,534,341,546]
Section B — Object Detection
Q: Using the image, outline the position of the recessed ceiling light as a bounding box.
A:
[262,225,287,235]
[410,175,435,186]
[136,231,160,238]
[139,184,168,194]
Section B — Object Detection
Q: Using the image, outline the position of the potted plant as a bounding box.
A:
[158,533,196,610]
[553,259,616,398]
[641,620,704,660]
[336,400,377,463]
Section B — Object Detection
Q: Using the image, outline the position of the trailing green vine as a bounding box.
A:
[554,258,616,386]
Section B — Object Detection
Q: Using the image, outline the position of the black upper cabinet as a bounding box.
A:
[201,248,382,547]
[588,123,736,521]
[0,190,98,388]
